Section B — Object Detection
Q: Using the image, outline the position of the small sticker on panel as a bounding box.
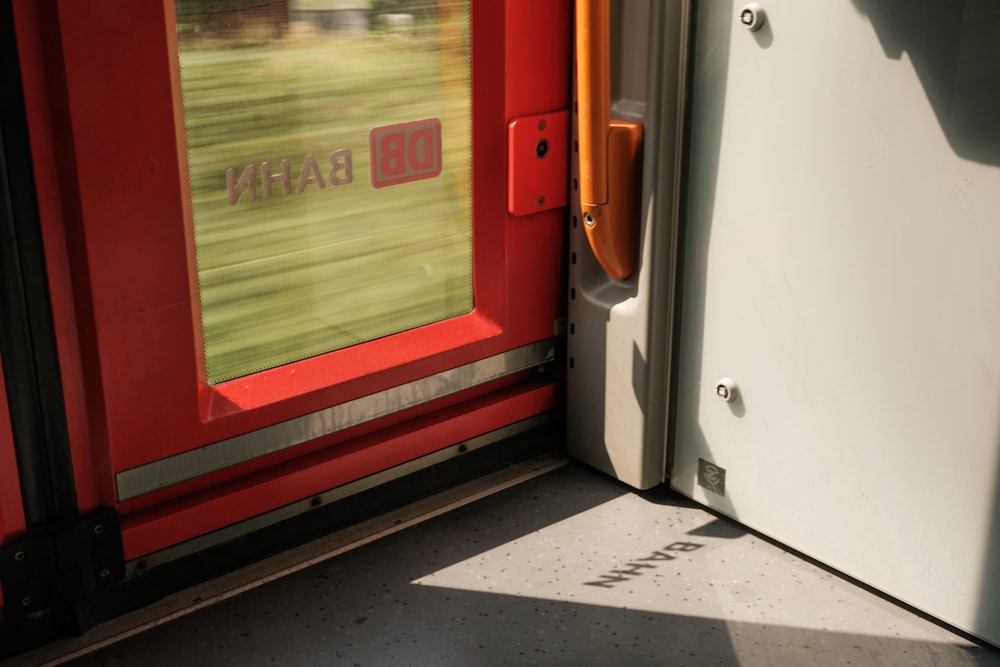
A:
[697,458,726,496]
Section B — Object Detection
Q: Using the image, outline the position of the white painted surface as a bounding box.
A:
[673,0,1000,645]
[567,1,687,489]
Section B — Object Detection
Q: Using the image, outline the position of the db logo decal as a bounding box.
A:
[369,118,442,188]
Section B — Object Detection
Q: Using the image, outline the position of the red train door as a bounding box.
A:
[8,0,569,577]
[0,358,25,594]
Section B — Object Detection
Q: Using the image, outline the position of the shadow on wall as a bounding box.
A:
[853,0,1000,645]
[851,0,1000,166]
[670,0,739,518]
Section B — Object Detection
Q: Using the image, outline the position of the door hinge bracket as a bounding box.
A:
[0,507,124,620]
[507,110,570,216]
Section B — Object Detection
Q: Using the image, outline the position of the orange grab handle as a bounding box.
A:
[575,0,642,280]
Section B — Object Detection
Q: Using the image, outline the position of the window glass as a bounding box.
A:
[175,0,473,384]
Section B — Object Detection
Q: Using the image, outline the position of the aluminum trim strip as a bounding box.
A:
[116,340,555,501]
[123,413,554,574]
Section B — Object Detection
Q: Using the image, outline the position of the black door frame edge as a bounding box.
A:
[0,0,79,531]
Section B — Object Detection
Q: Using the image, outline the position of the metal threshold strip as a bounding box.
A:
[124,413,554,574]
[115,340,555,501]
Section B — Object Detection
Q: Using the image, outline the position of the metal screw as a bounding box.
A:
[99,568,111,579]
[21,596,32,608]
[739,3,765,31]
[584,212,596,227]
[14,551,25,562]
[537,196,546,207]
[715,378,738,403]
[537,119,547,131]
[93,524,104,535]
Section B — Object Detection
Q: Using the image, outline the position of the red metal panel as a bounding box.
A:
[16,0,570,554]
[116,371,534,516]
[505,0,572,120]
[11,0,107,512]
[502,0,572,343]
[122,381,557,558]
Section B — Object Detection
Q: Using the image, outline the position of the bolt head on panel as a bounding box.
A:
[715,378,738,403]
[739,3,766,31]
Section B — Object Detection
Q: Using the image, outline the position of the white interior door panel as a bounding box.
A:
[673,0,1000,645]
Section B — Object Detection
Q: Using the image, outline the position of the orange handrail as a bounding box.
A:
[576,0,610,207]
[575,0,642,280]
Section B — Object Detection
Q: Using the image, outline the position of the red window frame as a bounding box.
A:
[14,0,569,559]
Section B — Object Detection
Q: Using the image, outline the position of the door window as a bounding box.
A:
[175,0,473,383]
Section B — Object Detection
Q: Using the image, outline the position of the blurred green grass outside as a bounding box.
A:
[177,20,473,384]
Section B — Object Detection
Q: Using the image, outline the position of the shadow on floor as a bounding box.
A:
[67,465,1000,667]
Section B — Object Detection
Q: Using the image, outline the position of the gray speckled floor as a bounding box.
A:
[67,463,1000,666]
